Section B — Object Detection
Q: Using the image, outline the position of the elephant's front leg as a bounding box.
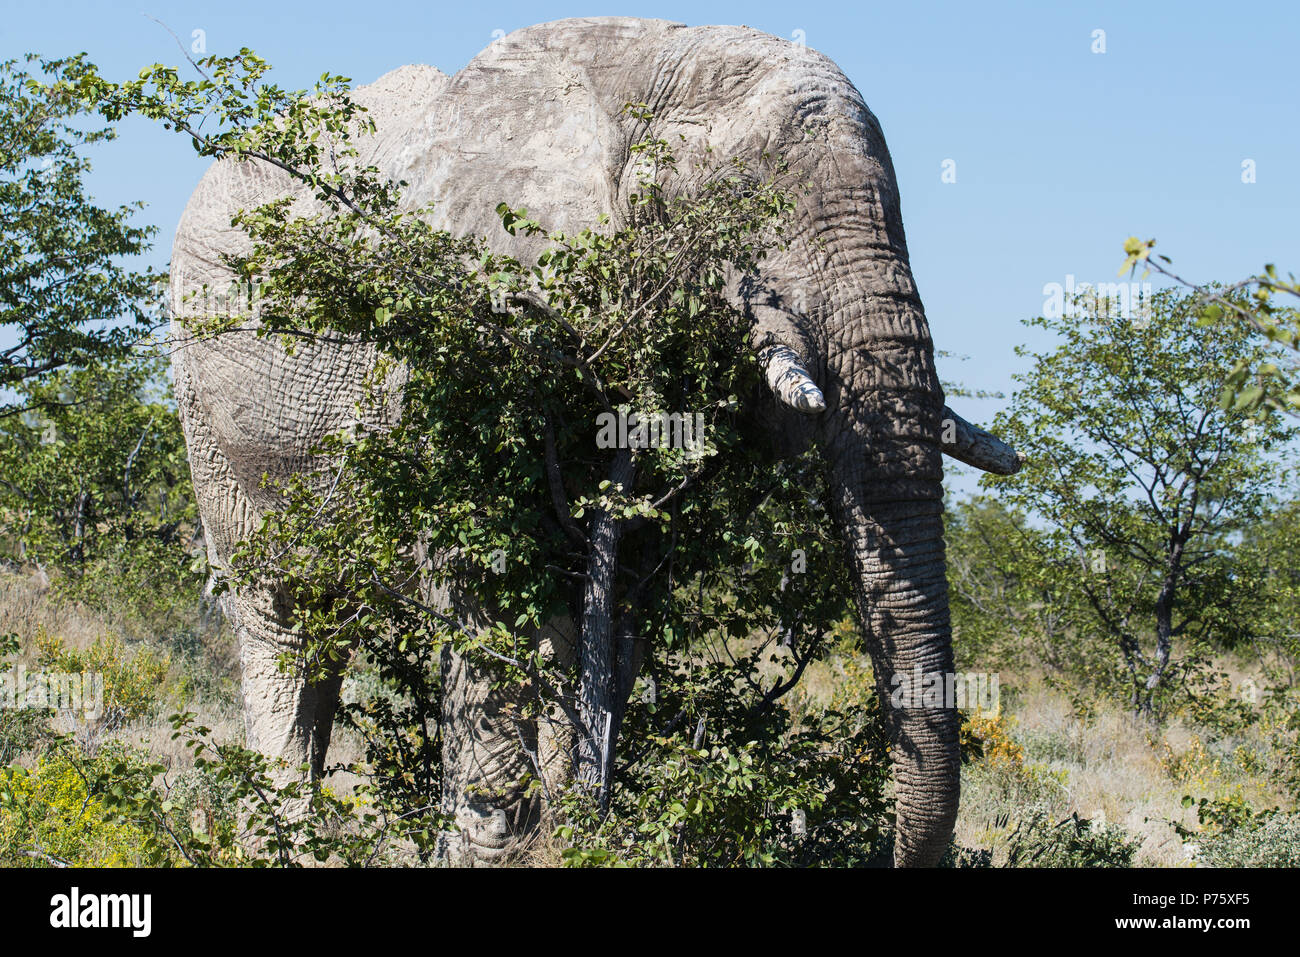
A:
[436,644,542,863]
[436,620,576,865]
[228,584,345,792]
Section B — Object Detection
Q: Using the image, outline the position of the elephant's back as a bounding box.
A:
[170,65,448,506]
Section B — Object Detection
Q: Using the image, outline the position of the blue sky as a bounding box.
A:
[6,1,1299,496]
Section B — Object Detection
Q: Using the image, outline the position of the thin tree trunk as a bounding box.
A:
[1141,539,1184,716]
[575,448,635,808]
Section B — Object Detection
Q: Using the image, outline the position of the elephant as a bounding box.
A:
[169,16,1021,867]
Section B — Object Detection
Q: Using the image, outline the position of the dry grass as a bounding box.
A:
[761,637,1294,867]
[954,673,1294,866]
[0,568,112,651]
[0,568,242,761]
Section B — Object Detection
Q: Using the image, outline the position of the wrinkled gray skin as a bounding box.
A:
[171,17,1019,866]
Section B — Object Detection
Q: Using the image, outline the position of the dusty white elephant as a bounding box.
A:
[170,16,1020,866]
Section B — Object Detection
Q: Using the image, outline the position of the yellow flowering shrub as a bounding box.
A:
[0,745,153,866]
[34,627,169,728]
[964,711,1026,768]
[1155,733,1224,789]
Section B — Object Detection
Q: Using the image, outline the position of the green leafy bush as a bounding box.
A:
[1173,793,1300,867]
[1194,811,1300,867]
[34,627,168,728]
[0,631,49,761]
[941,842,994,868]
[0,709,50,764]
[1,713,450,868]
[557,652,893,868]
[0,359,200,622]
[1004,808,1140,868]
[0,741,154,866]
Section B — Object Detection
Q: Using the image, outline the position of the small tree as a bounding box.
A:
[986,289,1295,715]
[945,496,1080,674]
[0,56,158,416]
[0,357,198,617]
[1233,498,1300,687]
[0,54,189,622]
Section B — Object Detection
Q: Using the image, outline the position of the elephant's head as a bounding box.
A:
[481,18,1023,865]
[703,34,1022,867]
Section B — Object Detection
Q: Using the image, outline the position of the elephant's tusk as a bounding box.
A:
[759,344,826,414]
[939,406,1023,475]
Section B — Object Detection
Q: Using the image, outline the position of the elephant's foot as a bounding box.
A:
[436,797,540,865]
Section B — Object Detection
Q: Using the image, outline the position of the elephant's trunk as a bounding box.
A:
[829,469,959,867]
[818,260,961,867]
